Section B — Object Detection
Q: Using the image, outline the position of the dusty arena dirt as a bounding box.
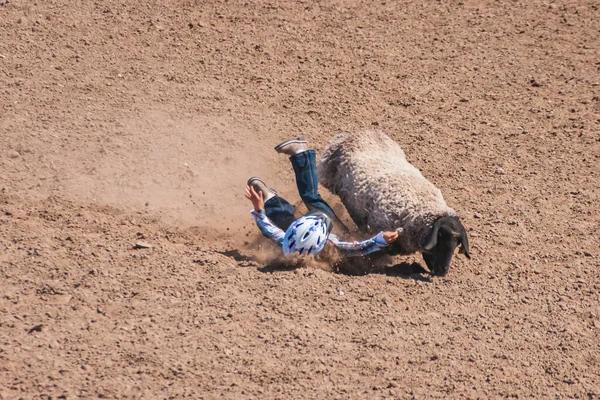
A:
[1,0,599,398]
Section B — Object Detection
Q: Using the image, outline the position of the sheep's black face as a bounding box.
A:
[422,231,458,276]
[422,217,470,276]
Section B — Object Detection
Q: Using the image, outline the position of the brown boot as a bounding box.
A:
[274,136,308,156]
[247,177,276,202]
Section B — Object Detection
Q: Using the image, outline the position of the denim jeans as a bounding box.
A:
[264,150,337,231]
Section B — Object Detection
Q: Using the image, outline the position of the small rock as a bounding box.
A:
[583,251,592,257]
[7,150,19,159]
[28,324,44,334]
[495,167,506,175]
[338,290,345,296]
[133,241,153,249]
[474,212,482,219]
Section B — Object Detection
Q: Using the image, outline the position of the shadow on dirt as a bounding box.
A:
[257,262,301,274]
[334,257,431,282]
[217,249,301,273]
[219,249,431,281]
[383,262,431,282]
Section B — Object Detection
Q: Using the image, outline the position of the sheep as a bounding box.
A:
[318,130,470,276]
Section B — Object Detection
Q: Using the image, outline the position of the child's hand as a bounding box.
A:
[245,185,264,211]
[382,230,399,244]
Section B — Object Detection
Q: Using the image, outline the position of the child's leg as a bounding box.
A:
[264,196,296,231]
[289,150,337,219]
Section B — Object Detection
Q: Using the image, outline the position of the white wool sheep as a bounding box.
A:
[319,130,469,275]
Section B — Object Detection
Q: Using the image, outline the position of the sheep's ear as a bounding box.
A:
[423,218,442,250]
[457,220,471,259]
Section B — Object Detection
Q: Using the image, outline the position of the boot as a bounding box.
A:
[274,136,308,156]
[247,177,276,202]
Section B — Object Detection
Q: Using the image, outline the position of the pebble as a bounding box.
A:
[495,167,506,175]
[7,150,19,159]
[474,212,482,219]
[28,324,44,334]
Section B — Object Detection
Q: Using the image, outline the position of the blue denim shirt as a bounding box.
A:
[250,209,390,257]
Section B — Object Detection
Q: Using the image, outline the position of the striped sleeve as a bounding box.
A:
[250,209,285,247]
[328,232,389,257]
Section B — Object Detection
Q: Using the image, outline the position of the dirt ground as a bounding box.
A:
[1,0,599,398]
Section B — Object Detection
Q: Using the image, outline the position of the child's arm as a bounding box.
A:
[329,230,400,257]
[250,208,285,246]
[246,185,285,246]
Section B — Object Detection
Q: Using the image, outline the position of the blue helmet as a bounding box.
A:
[282,212,333,257]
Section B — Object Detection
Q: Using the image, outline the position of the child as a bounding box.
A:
[246,137,399,257]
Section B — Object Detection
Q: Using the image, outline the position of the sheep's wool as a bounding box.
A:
[318,130,456,255]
